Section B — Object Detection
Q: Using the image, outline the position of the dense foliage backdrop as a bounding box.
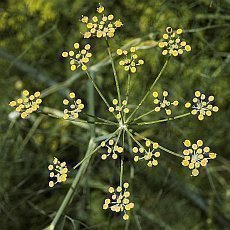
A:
[0,0,229,229]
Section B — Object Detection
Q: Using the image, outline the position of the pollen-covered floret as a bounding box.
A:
[62,43,92,71]
[158,27,191,56]
[103,182,134,220]
[80,4,123,39]
[48,157,68,187]
[108,99,129,120]
[152,90,179,115]
[100,138,124,160]
[63,92,84,120]
[185,91,219,120]
[117,47,144,73]
[182,140,217,176]
[9,90,42,119]
[133,139,160,167]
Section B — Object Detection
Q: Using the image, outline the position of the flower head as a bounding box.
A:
[103,182,134,220]
[100,138,124,160]
[81,4,123,39]
[117,47,144,73]
[48,157,68,187]
[185,91,219,120]
[62,43,92,71]
[9,90,42,119]
[182,140,217,176]
[133,139,160,167]
[158,27,191,56]
[152,90,179,115]
[108,99,129,120]
[63,92,84,120]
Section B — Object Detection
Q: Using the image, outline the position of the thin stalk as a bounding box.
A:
[126,59,169,123]
[87,71,96,137]
[105,37,121,105]
[126,73,131,102]
[73,129,119,169]
[47,139,96,230]
[82,112,117,125]
[131,112,191,126]
[119,130,125,186]
[85,69,116,118]
[134,132,184,158]
[133,108,155,122]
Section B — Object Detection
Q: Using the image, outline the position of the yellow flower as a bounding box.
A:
[117,47,144,73]
[48,157,68,187]
[9,90,42,119]
[152,90,179,115]
[133,138,160,167]
[159,27,191,56]
[103,182,134,220]
[62,43,92,71]
[63,92,84,120]
[100,138,124,160]
[81,4,122,39]
[185,91,219,120]
[181,140,217,176]
[108,99,129,121]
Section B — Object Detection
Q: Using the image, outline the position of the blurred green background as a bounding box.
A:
[0,0,230,229]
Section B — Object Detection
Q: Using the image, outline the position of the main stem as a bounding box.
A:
[126,59,169,123]
[105,37,121,105]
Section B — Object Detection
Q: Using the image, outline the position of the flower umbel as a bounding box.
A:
[117,47,144,73]
[133,139,160,167]
[185,91,219,120]
[152,90,179,115]
[158,27,191,56]
[63,92,84,120]
[108,99,129,120]
[9,90,42,119]
[182,140,217,176]
[100,139,124,160]
[48,157,68,187]
[81,4,123,39]
[62,43,92,71]
[103,182,134,220]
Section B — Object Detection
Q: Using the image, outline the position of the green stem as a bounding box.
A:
[105,37,121,105]
[126,59,169,123]
[47,139,96,230]
[133,108,155,122]
[82,113,117,125]
[131,112,191,126]
[133,132,184,158]
[126,73,131,102]
[73,129,119,169]
[120,130,125,186]
[85,70,111,111]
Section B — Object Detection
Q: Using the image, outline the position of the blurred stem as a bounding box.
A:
[131,112,191,126]
[126,58,169,123]
[47,139,96,230]
[82,112,117,125]
[105,37,121,105]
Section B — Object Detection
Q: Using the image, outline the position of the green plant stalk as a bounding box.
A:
[133,108,155,122]
[105,37,121,105]
[82,112,117,125]
[133,132,184,158]
[73,129,119,169]
[126,59,169,123]
[47,139,96,230]
[131,112,191,126]
[120,130,125,186]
